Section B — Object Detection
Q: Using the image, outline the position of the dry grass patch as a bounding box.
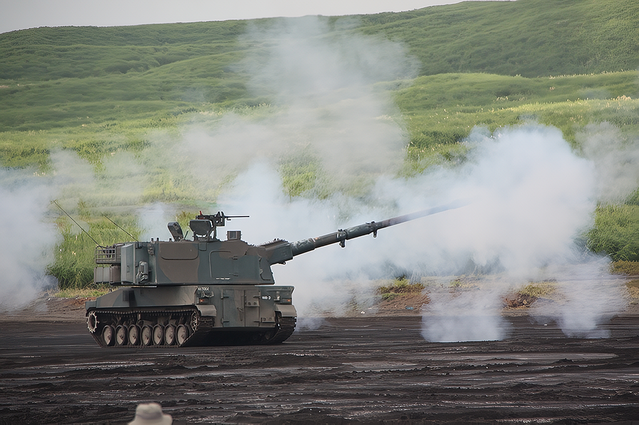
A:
[611,261,639,276]
[53,284,111,299]
[626,279,639,301]
[376,278,425,301]
[503,281,557,308]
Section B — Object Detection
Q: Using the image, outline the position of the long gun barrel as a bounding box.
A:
[261,201,464,265]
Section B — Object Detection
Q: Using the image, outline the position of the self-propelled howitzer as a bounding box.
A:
[86,205,457,348]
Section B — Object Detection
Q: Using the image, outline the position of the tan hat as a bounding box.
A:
[128,403,172,425]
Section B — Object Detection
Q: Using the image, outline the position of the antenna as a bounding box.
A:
[51,200,102,246]
[103,214,135,239]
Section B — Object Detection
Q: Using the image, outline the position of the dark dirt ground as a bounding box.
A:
[1,297,639,425]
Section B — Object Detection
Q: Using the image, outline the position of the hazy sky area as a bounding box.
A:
[1,0,486,34]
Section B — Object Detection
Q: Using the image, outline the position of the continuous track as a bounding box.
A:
[87,308,295,347]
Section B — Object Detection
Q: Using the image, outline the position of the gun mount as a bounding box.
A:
[86,203,461,348]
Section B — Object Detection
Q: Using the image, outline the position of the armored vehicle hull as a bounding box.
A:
[86,285,296,347]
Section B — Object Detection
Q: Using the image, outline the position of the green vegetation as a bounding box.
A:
[587,192,639,262]
[47,204,141,289]
[395,72,639,155]
[1,0,638,288]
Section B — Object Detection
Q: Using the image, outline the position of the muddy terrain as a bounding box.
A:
[1,297,639,424]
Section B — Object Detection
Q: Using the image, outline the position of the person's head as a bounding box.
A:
[128,403,172,425]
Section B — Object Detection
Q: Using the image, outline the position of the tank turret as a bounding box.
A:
[86,203,462,348]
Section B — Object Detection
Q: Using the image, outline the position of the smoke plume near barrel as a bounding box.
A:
[217,123,633,341]
[180,17,636,340]
[0,170,59,311]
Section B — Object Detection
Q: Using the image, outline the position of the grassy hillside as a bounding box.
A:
[0,21,248,79]
[1,0,638,287]
[1,0,638,134]
[359,0,639,77]
[2,0,638,81]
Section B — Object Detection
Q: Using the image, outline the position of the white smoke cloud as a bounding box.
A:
[530,260,627,338]
[411,126,628,340]
[217,162,370,316]
[50,149,147,211]
[0,16,417,312]
[421,288,511,342]
[0,169,59,311]
[49,150,96,210]
[138,202,179,241]
[408,125,630,340]
[216,123,629,341]
[177,16,418,197]
[440,125,596,274]
[578,122,639,204]
[0,148,157,310]
[178,17,634,339]
[241,17,419,100]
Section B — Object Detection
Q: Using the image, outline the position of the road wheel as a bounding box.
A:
[115,325,128,346]
[128,325,140,346]
[177,324,190,346]
[102,325,115,346]
[153,325,164,345]
[164,325,176,345]
[141,325,153,346]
